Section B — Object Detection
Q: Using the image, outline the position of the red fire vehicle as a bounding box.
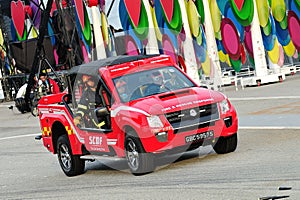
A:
[37,55,238,176]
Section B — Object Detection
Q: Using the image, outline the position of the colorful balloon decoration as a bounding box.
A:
[3,0,300,79]
[73,0,92,64]
[214,0,254,71]
[30,0,41,29]
[213,0,300,70]
[74,0,92,46]
[88,0,116,59]
[288,0,300,60]
[288,11,300,52]
[229,0,254,26]
[186,0,210,75]
[11,0,27,41]
[151,0,184,63]
[244,26,254,58]
[119,0,150,55]
[269,0,292,63]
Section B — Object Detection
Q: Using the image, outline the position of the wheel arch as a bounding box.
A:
[123,125,138,137]
[123,125,147,153]
[52,121,68,154]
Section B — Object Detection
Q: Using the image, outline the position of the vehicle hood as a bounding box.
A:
[129,87,226,115]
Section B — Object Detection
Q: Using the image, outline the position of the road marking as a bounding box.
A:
[239,126,300,130]
[0,133,41,141]
[230,96,300,101]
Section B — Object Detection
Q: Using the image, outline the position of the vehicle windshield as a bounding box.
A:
[113,66,196,102]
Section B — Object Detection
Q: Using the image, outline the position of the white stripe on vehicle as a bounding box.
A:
[111,106,150,117]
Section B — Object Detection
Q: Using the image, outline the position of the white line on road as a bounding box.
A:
[0,133,41,141]
[230,96,300,101]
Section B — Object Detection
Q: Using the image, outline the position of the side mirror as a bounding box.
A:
[95,107,109,118]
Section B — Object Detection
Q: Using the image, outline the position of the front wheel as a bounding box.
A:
[213,133,238,154]
[57,135,85,176]
[125,136,155,175]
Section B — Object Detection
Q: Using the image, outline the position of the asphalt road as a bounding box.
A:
[0,74,299,200]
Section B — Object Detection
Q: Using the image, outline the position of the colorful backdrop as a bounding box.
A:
[1,0,300,83]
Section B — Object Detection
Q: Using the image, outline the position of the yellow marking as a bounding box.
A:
[78,104,88,110]
[65,126,73,135]
[42,127,51,136]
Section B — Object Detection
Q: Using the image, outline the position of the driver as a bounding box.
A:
[151,71,164,86]
[144,71,168,96]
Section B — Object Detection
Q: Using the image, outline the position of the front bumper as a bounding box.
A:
[140,114,238,154]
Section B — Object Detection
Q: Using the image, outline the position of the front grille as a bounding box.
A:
[165,103,219,133]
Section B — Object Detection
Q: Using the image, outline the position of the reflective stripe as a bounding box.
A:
[107,139,117,145]
[77,111,84,117]
[78,104,88,110]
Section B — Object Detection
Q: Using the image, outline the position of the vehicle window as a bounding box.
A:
[113,66,195,102]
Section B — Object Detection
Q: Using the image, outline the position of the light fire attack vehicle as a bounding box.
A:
[37,54,238,176]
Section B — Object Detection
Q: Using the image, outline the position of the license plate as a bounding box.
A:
[185,130,214,143]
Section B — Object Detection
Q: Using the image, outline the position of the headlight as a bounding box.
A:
[147,115,164,128]
[220,99,230,114]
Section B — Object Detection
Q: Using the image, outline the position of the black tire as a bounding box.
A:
[57,135,85,176]
[213,133,238,154]
[125,135,155,175]
[15,98,29,113]
[30,99,39,116]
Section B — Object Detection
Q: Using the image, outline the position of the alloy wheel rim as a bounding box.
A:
[126,140,139,170]
[60,144,71,170]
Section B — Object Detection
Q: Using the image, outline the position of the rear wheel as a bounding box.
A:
[213,133,237,154]
[30,99,39,116]
[57,135,85,176]
[15,97,30,113]
[125,135,155,175]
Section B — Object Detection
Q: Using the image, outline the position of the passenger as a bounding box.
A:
[74,75,106,128]
[116,79,129,101]
[164,69,183,90]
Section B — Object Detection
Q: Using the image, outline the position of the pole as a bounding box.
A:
[202,0,223,89]
[251,0,268,77]
[24,0,53,103]
[177,0,200,85]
